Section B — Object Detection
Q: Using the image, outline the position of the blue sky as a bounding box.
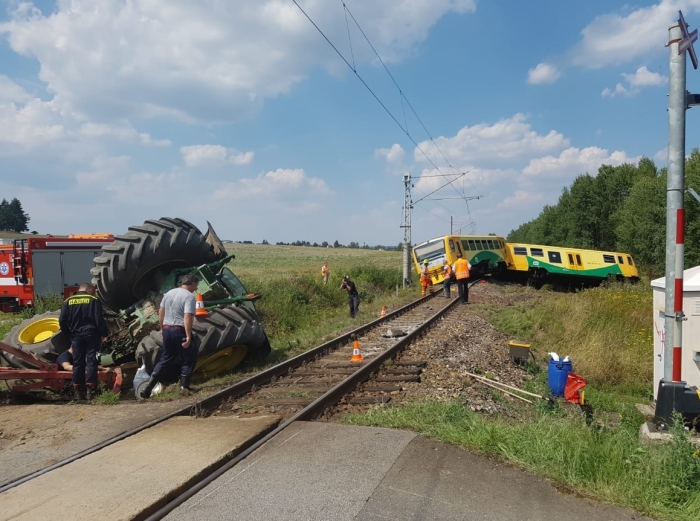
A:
[0,0,698,246]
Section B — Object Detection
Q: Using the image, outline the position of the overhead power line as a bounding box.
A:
[292,0,479,232]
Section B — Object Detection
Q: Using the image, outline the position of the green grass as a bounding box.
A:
[219,244,416,363]
[344,281,694,519]
[92,390,120,405]
[479,282,653,387]
[344,401,700,521]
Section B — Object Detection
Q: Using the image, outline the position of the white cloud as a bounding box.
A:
[212,168,333,201]
[75,155,132,187]
[180,145,254,167]
[601,83,629,98]
[569,1,683,69]
[523,146,635,178]
[413,166,512,195]
[623,66,667,87]
[527,63,561,84]
[496,190,546,210]
[0,96,67,150]
[414,114,569,167]
[603,66,667,98]
[374,143,405,163]
[0,0,476,124]
[0,75,33,103]
[654,148,667,164]
[80,123,171,147]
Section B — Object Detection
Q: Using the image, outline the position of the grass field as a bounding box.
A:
[222,244,415,354]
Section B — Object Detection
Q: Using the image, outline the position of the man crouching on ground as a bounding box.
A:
[139,273,200,398]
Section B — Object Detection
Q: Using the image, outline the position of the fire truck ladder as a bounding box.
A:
[12,239,28,285]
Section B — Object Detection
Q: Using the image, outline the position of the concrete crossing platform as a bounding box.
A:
[166,421,654,521]
[0,415,280,521]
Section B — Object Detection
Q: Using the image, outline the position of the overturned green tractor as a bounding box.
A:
[1,217,271,391]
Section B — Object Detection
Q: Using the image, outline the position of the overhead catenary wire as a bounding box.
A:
[294,1,479,195]
[293,0,479,232]
[343,2,478,231]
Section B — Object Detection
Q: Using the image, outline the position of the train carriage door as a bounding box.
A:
[566,252,580,271]
[448,238,461,260]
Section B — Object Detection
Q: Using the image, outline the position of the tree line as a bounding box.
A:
[506,152,700,277]
[258,240,396,250]
[0,198,30,233]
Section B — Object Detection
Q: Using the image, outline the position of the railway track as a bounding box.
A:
[0,290,458,518]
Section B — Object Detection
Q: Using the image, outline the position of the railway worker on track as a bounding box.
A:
[321,262,330,285]
[420,259,433,297]
[139,273,200,399]
[340,275,360,318]
[453,253,471,304]
[442,259,453,298]
[59,282,109,401]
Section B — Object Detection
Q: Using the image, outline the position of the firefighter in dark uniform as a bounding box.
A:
[59,282,109,400]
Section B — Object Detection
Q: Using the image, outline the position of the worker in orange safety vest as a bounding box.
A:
[453,253,471,304]
[420,259,433,297]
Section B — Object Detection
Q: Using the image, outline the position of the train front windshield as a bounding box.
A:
[414,238,446,264]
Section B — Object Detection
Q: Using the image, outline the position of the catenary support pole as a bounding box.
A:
[401,173,412,288]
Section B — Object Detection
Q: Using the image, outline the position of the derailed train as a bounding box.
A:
[412,234,639,288]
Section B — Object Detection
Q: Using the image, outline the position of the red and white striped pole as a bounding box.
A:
[673,208,685,381]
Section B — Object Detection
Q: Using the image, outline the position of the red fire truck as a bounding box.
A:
[0,234,114,312]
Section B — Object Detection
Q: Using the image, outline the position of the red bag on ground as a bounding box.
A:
[564,372,586,404]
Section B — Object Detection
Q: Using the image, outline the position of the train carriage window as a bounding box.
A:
[468,240,476,250]
[487,240,496,249]
[576,254,582,266]
[513,247,527,256]
[627,256,634,266]
[603,254,616,263]
[449,240,456,253]
[500,240,505,248]
[568,253,574,264]
[530,248,544,257]
[617,255,624,264]
[548,251,562,263]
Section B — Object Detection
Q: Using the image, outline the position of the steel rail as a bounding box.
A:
[0,290,443,494]
[143,295,459,521]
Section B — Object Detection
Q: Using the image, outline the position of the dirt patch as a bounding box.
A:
[0,399,196,487]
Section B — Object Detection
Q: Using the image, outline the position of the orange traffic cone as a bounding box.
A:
[195,292,209,317]
[379,306,387,318]
[350,340,364,362]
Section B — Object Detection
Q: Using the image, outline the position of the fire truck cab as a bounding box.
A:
[0,234,114,312]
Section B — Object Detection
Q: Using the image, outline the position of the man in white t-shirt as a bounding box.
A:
[139,273,200,398]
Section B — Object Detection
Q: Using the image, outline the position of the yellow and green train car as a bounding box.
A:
[504,243,639,287]
[411,235,509,285]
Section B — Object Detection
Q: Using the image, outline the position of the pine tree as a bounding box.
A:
[0,199,9,230]
[0,198,30,232]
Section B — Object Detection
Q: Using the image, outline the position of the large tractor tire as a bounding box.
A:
[91,217,226,312]
[136,306,271,381]
[0,311,70,369]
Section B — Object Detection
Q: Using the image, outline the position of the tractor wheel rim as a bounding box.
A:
[18,318,60,345]
[194,346,248,378]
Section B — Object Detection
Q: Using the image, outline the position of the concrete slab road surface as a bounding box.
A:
[167,422,653,521]
[0,415,281,521]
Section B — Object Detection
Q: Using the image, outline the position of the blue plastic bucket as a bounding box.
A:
[548,358,572,397]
